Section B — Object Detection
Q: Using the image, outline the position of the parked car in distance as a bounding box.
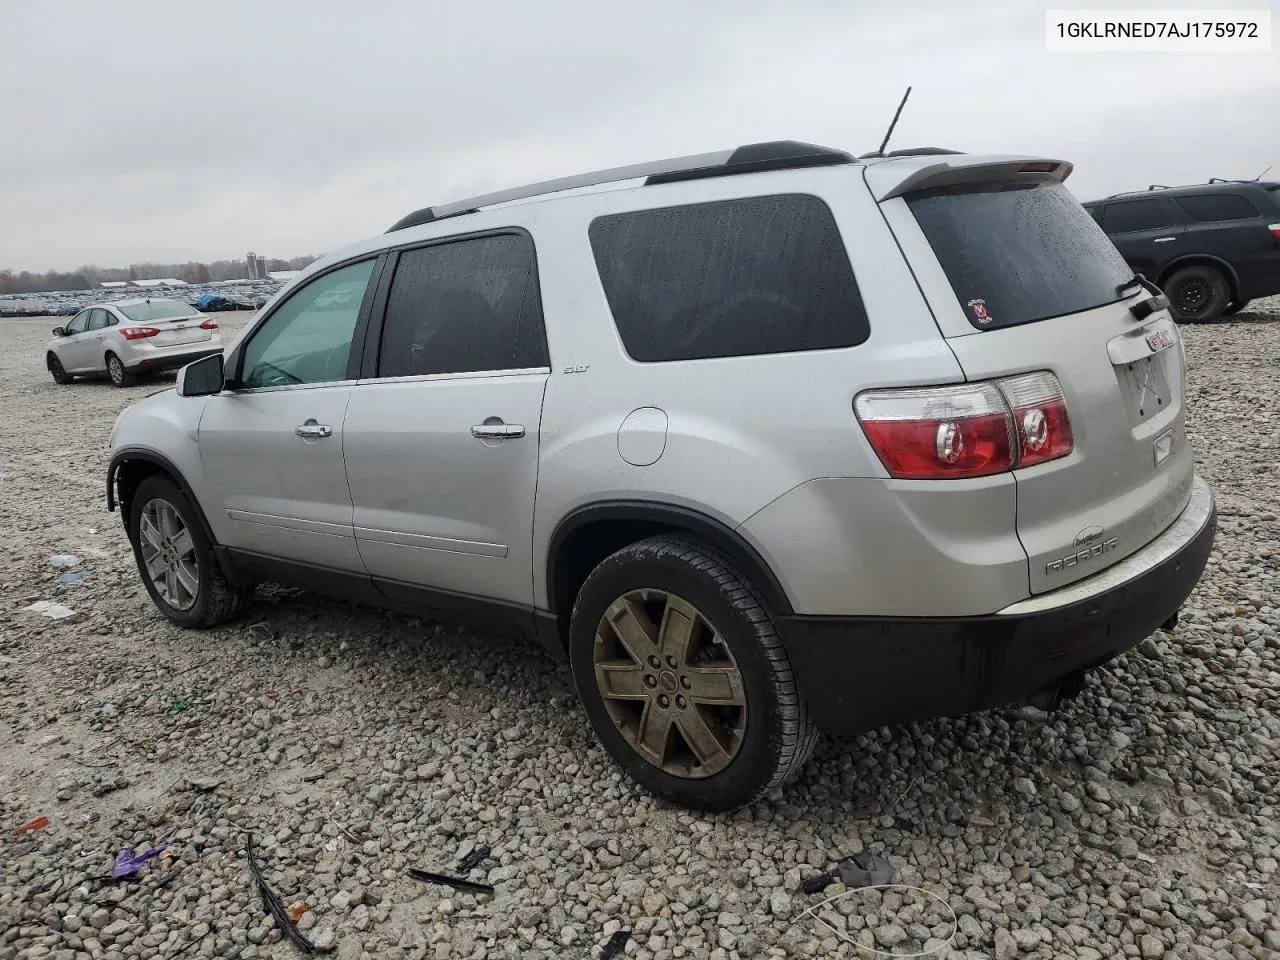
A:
[47,298,223,387]
[107,142,1216,811]
[1084,179,1280,322]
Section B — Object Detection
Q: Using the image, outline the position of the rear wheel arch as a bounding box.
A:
[544,501,794,652]
[1157,255,1240,301]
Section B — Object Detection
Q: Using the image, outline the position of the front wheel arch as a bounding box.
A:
[109,451,243,586]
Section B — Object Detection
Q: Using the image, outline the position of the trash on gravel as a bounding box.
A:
[248,622,275,642]
[49,555,79,569]
[23,600,75,620]
[600,930,631,960]
[288,902,308,923]
[246,834,330,954]
[456,843,492,873]
[111,844,169,878]
[11,816,50,835]
[57,571,85,584]
[801,852,896,894]
[406,866,495,896]
[170,699,189,712]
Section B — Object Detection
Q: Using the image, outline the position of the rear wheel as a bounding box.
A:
[569,535,817,811]
[48,354,73,384]
[1223,300,1251,316]
[1164,266,1230,323]
[128,475,249,628]
[106,352,136,387]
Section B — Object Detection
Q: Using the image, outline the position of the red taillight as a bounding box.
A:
[199,319,219,330]
[855,384,1015,479]
[855,373,1074,480]
[1269,222,1280,239]
[996,371,1075,467]
[119,326,160,340]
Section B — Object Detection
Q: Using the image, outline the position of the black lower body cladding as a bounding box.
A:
[774,495,1217,736]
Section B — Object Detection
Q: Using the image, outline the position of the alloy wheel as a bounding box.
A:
[592,588,747,778]
[138,498,199,611]
[108,355,125,385]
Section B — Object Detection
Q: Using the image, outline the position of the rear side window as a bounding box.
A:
[378,233,548,378]
[588,195,869,363]
[908,181,1133,330]
[1175,193,1260,222]
[1101,199,1178,233]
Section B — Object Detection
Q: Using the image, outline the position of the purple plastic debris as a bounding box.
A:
[111,844,168,878]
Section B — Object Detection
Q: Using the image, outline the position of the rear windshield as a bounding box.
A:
[908,181,1133,330]
[117,299,195,322]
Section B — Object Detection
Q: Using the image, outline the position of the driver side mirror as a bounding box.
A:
[51,326,66,337]
[176,353,226,397]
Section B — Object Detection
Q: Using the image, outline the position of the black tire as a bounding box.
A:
[48,354,74,384]
[1223,300,1251,316]
[569,535,818,811]
[128,475,249,628]
[1164,265,1230,323]
[106,352,136,387]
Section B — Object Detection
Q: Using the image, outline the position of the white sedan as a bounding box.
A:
[46,298,224,387]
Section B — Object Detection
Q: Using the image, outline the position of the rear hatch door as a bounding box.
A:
[877,164,1194,594]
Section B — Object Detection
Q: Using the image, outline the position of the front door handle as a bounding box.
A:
[1153,236,1177,243]
[295,420,333,440]
[471,422,525,440]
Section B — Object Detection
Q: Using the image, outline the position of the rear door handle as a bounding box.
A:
[1153,236,1177,243]
[471,422,525,440]
[295,420,333,440]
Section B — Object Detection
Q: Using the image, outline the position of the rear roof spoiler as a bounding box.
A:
[863,154,1073,202]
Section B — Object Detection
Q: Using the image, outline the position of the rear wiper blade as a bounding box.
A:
[1117,275,1146,297]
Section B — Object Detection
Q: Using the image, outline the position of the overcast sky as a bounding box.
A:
[2,0,1276,271]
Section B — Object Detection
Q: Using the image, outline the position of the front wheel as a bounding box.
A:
[128,475,249,628]
[1164,266,1230,323]
[569,535,817,811]
[48,354,74,384]
[106,352,136,387]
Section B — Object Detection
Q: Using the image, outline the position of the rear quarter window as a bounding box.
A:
[1175,193,1260,222]
[908,181,1133,330]
[588,194,869,362]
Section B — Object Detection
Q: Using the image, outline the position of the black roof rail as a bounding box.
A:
[386,141,855,233]
[857,146,964,159]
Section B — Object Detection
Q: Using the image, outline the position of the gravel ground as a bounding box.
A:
[1,303,1278,960]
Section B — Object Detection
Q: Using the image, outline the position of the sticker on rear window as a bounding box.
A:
[966,298,993,325]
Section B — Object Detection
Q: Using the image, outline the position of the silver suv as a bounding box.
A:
[107,142,1217,811]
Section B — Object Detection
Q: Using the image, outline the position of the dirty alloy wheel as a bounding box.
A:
[106,352,136,387]
[1165,265,1229,323]
[48,354,73,384]
[128,475,249,628]
[569,535,818,812]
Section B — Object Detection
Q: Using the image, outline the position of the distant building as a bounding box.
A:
[100,278,187,289]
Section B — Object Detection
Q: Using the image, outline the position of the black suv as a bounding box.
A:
[1084,180,1280,322]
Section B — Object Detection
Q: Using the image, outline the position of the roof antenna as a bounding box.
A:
[874,86,912,158]
[1255,164,1272,180]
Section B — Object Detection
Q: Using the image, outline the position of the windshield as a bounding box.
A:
[117,299,197,322]
[907,181,1134,330]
